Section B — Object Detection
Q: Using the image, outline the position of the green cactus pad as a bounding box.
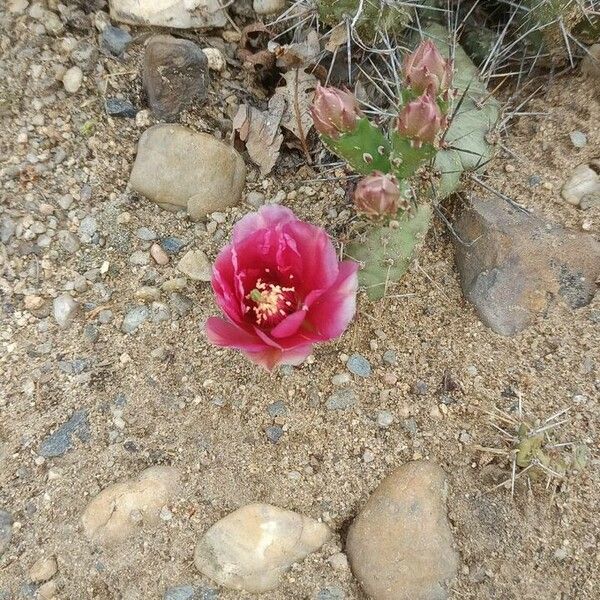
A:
[390,132,435,180]
[422,25,500,199]
[346,204,431,300]
[318,0,410,42]
[322,117,391,175]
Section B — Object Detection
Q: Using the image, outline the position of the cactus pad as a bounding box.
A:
[322,118,391,175]
[423,25,500,199]
[346,204,431,300]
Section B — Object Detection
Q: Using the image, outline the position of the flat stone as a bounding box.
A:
[454,196,600,336]
[569,131,587,148]
[101,25,132,56]
[161,236,187,254]
[265,425,284,444]
[109,0,227,29]
[346,461,458,600]
[325,388,357,410]
[38,409,90,458]
[347,354,371,377]
[53,293,79,328]
[129,124,246,220]
[143,35,209,121]
[194,503,331,592]
[63,66,83,93]
[376,410,394,428]
[29,556,58,583]
[267,400,287,417]
[177,250,212,281]
[122,306,150,333]
[82,466,181,544]
[106,98,137,118]
[0,511,12,557]
[164,585,195,600]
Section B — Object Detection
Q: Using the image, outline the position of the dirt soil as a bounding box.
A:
[1,6,599,600]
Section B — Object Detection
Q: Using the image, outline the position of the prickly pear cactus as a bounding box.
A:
[346,205,431,300]
[322,118,391,175]
[318,0,411,42]
[424,25,500,199]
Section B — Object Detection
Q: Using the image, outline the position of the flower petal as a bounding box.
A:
[233,205,297,244]
[205,317,266,352]
[243,343,313,371]
[270,308,308,339]
[305,260,359,340]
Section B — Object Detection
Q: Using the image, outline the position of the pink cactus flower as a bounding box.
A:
[310,84,363,138]
[397,93,444,146]
[354,172,403,217]
[403,40,453,96]
[205,205,359,371]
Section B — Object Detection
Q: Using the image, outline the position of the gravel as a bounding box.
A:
[346,354,371,377]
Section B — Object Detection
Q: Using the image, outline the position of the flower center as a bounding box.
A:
[246,277,296,327]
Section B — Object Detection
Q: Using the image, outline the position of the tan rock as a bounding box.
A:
[347,461,458,600]
[109,0,227,29]
[194,503,331,592]
[37,580,58,599]
[177,250,212,282]
[129,124,246,220]
[81,466,180,544]
[29,555,58,582]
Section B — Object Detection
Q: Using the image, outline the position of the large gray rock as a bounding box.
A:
[109,0,227,29]
[346,461,458,600]
[143,35,209,121]
[455,196,600,335]
[194,503,331,592]
[130,124,246,220]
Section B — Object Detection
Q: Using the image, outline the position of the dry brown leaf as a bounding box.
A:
[269,29,321,70]
[325,23,348,52]
[233,101,284,176]
[271,69,318,141]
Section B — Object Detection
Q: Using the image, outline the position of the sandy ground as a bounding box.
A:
[1,5,599,600]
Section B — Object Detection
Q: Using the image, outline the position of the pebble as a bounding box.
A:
[143,35,209,120]
[151,243,170,265]
[561,161,600,207]
[177,250,212,281]
[164,586,195,600]
[376,410,394,428]
[98,309,114,324]
[101,25,132,56]
[0,511,12,558]
[346,461,458,600]
[170,293,193,317]
[62,66,83,93]
[266,425,284,444]
[202,47,225,71]
[53,294,79,328]
[82,466,181,544]
[0,217,16,244]
[382,350,397,366]
[130,250,150,266]
[58,230,80,253]
[246,191,266,208]
[129,124,246,220]
[569,131,587,148]
[316,586,345,600]
[122,306,150,333]
[325,388,357,411]
[79,216,97,238]
[105,98,137,118]
[267,401,287,417]
[135,286,160,302]
[38,409,90,458]
[254,0,286,15]
[83,324,99,343]
[71,40,98,71]
[328,552,349,571]
[161,236,187,254]
[37,581,58,600]
[136,227,157,241]
[347,354,371,377]
[331,373,351,386]
[110,0,227,28]
[194,503,331,592]
[29,555,58,583]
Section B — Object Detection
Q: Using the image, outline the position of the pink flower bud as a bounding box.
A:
[310,84,363,138]
[403,40,453,96]
[397,93,444,146]
[354,172,403,217]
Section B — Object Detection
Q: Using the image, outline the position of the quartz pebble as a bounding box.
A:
[53,294,79,328]
[63,66,83,93]
[151,243,169,265]
[177,250,212,281]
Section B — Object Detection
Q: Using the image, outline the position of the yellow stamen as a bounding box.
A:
[246,278,295,325]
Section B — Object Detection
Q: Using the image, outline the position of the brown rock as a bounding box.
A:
[129,124,246,220]
[346,461,458,600]
[454,196,600,335]
[143,35,209,121]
